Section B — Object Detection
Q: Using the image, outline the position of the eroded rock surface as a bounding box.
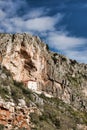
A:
[0,33,87,129]
[0,33,87,103]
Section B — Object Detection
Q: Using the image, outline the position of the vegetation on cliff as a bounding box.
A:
[0,33,87,130]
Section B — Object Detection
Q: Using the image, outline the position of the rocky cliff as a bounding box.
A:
[0,33,87,130]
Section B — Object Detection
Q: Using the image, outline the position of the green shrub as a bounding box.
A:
[0,124,4,130]
[30,113,40,124]
[0,86,10,99]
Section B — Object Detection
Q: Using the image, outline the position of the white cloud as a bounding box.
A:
[1,14,61,33]
[47,32,87,50]
[24,8,50,19]
[65,50,87,63]
[24,13,62,32]
[25,17,57,31]
[11,16,57,32]
[47,32,87,63]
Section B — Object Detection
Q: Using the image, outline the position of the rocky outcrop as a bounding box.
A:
[0,33,87,129]
[0,65,42,130]
[0,33,87,106]
[0,97,42,130]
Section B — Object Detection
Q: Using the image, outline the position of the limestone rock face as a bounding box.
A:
[0,33,87,107]
[1,34,48,90]
[0,33,87,129]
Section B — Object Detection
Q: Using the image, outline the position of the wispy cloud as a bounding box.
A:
[0,0,26,17]
[9,15,61,32]
[47,32,87,63]
[23,8,50,19]
[0,0,62,33]
[47,32,87,50]
[65,50,87,63]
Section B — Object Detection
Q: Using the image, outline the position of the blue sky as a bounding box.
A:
[0,0,87,63]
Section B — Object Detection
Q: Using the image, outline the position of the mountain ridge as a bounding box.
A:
[0,33,87,130]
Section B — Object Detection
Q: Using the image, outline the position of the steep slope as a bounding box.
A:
[0,65,37,130]
[0,66,87,130]
[0,33,87,130]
